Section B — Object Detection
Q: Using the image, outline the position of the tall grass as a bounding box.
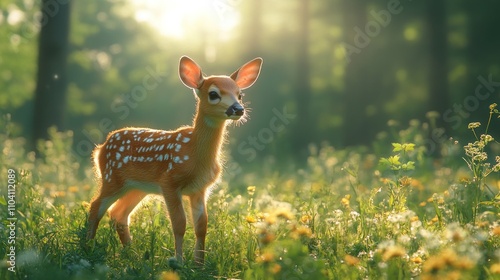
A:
[1,105,500,279]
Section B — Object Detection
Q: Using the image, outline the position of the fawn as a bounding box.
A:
[86,56,263,265]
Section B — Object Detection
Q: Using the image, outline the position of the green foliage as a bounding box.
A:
[453,103,500,224]
[1,108,500,279]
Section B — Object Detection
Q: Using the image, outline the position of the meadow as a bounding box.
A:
[1,104,500,280]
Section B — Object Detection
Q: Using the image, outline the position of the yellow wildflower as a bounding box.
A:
[411,256,423,264]
[160,271,180,280]
[492,226,500,236]
[382,245,406,261]
[257,251,275,263]
[490,263,500,274]
[300,214,312,224]
[247,186,256,196]
[246,216,257,224]
[269,264,281,274]
[344,254,360,266]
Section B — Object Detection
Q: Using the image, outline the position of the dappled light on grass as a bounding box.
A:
[1,105,500,279]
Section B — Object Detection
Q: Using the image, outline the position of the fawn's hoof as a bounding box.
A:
[168,257,183,270]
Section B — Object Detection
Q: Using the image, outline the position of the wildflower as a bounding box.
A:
[453,257,474,270]
[275,208,294,221]
[160,271,180,280]
[259,230,275,245]
[257,251,275,263]
[382,245,406,261]
[426,111,440,120]
[46,217,54,223]
[341,194,351,207]
[68,186,79,193]
[489,103,497,111]
[445,224,466,242]
[51,191,66,198]
[269,263,281,274]
[490,263,500,274]
[411,179,424,191]
[481,134,494,143]
[410,216,420,222]
[445,271,462,280]
[399,176,412,187]
[247,186,256,196]
[411,256,423,264]
[300,214,312,224]
[423,255,446,273]
[344,254,360,266]
[265,215,277,225]
[246,216,257,224]
[419,201,427,207]
[256,212,268,220]
[468,122,481,129]
[491,226,500,236]
[292,226,313,239]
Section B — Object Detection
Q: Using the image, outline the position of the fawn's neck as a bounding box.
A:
[191,106,227,165]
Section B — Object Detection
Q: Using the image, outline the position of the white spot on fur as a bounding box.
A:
[119,146,124,152]
[182,137,190,143]
[116,152,121,160]
[176,133,182,141]
[183,155,189,161]
[118,162,122,168]
[175,144,181,152]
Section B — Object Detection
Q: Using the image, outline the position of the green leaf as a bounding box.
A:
[392,143,403,152]
[388,155,401,166]
[402,143,415,152]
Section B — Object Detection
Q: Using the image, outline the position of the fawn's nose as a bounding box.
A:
[226,102,244,117]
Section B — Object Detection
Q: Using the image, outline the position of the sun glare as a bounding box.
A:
[132,0,240,40]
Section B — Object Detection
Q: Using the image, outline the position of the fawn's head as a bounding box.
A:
[179,56,262,124]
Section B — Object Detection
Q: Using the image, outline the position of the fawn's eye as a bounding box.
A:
[208,91,221,104]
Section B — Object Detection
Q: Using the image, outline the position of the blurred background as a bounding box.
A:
[1,0,499,168]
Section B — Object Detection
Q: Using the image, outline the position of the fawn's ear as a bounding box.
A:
[179,56,204,89]
[230,57,263,90]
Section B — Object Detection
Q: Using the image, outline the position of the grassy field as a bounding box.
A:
[2,106,500,279]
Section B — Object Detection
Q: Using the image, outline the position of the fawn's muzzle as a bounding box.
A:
[225,102,244,117]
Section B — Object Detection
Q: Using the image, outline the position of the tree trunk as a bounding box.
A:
[426,0,449,128]
[32,0,71,147]
[341,0,369,146]
[293,0,311,158]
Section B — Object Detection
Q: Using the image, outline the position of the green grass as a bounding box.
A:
[2,106,500,279]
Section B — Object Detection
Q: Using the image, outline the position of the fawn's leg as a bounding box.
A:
[108,189,147,245]
[189,192,208,265]
[87,192,118,240]
[163,188,186,263]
